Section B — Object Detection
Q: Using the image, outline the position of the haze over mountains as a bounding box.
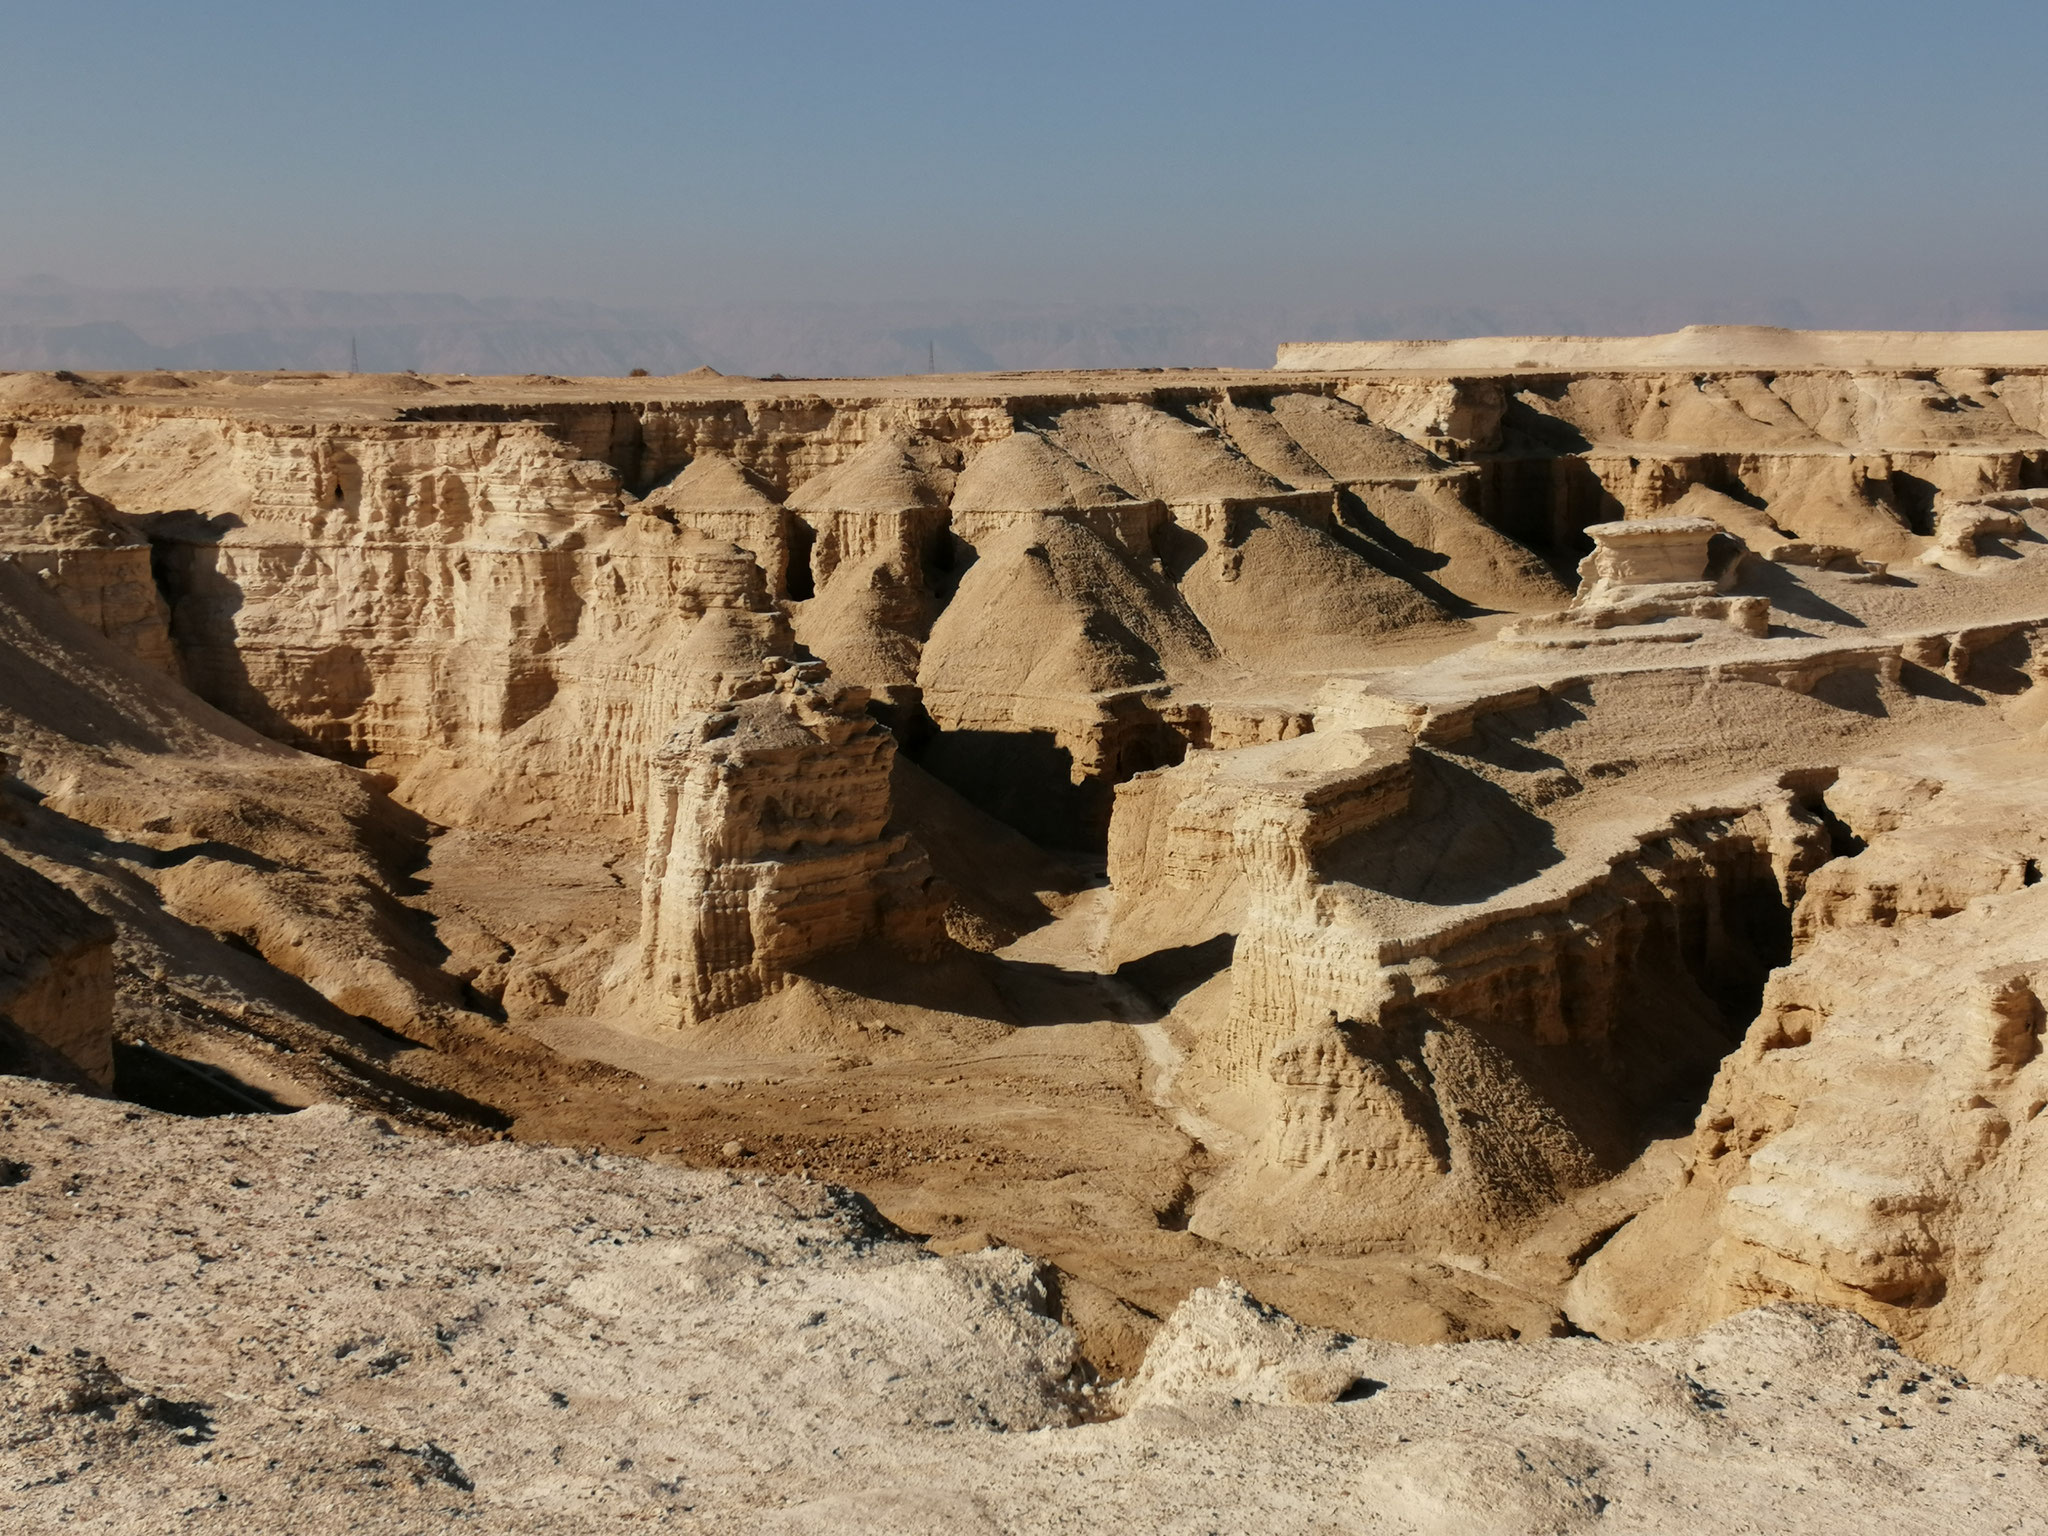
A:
[10,275,2048,377]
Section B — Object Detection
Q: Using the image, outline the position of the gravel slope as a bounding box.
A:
[4,1079,2044,1533]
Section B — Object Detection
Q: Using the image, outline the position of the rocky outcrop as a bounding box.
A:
[946,428,1165,556]
[914,402,1475,844]
[634,657,946,1024]
[1661,482,1886,576]
[0,549,536,1123]
[1373,354,2048,563]
[1917,489,2048,575]
[1578,514,1724,589]
[781,432,954,713]
[0,842,115,1087]
[917,513,1213,847]
[638,451,793,596]
[1224,390,1570,612]
[48,362,2026,852]
[1106,724,1408,967]
[82,415,797,831]
[18,354,2048,1392]
[1108,617,2048,1258]
[1502,515,1767,646]
[1188,782,1832,1252]
[1567,761,2048,1376]
[0,427,172,671]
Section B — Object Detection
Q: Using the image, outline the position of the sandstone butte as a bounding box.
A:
[5,327,2048,1528]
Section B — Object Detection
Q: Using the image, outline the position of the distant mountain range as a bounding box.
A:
[6,277,2048,378]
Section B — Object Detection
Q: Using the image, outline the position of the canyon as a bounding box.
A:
[6,327,2048,1528]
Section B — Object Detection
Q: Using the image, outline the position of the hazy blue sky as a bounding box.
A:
[5,1,2047,327]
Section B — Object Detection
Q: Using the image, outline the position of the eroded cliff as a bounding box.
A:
[4,338,2048,1402]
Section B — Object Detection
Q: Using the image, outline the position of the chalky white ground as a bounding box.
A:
[3,1079,2043,1534]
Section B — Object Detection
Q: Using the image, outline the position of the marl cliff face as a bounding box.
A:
[4,344,2048,1419]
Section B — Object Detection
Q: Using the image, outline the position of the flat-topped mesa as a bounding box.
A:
[1578,515,1723,590]
[1274,325,2048,372]
[1,419,82,477]
[634,657,946,1025]
[1106,727,1413,967]
[1192,783,1842,1250]
[1503,515,1766,647]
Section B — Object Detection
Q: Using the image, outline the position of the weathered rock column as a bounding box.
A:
[635,657,945,1024]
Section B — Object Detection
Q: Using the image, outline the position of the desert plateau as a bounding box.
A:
[7,327,2048,1529]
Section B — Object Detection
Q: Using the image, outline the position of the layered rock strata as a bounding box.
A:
[12,350,2048,1383]
[8,1077,2046,1533]
[0,552,526,1121]
[782,432,956,726]
[1918,488,2048,575]
[96,416,794,831]
[638,450,793,596]
[1568,759,2048,1376]
[1196,782,1830,1249]
[1108,590,2048,1255]
[944,428,1166,556]
[1503,514,1767,646]
[0,427,172,671]
[1106,724,1411,968]
[26,356,2044,853]
[26,382,1532,848]
[634,657,946,1024]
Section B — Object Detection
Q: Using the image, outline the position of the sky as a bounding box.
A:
[3,1,2047,337]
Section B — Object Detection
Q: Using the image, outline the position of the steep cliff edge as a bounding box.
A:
[0,426,171,671]
[30,359,2044,855]
[8,356,2048,1385]
[1567,754,2048,1376]
[633,657,946,1024]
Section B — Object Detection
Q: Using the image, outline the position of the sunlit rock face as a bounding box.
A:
[636,657,945,1025]
[10,342,2048,1403]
